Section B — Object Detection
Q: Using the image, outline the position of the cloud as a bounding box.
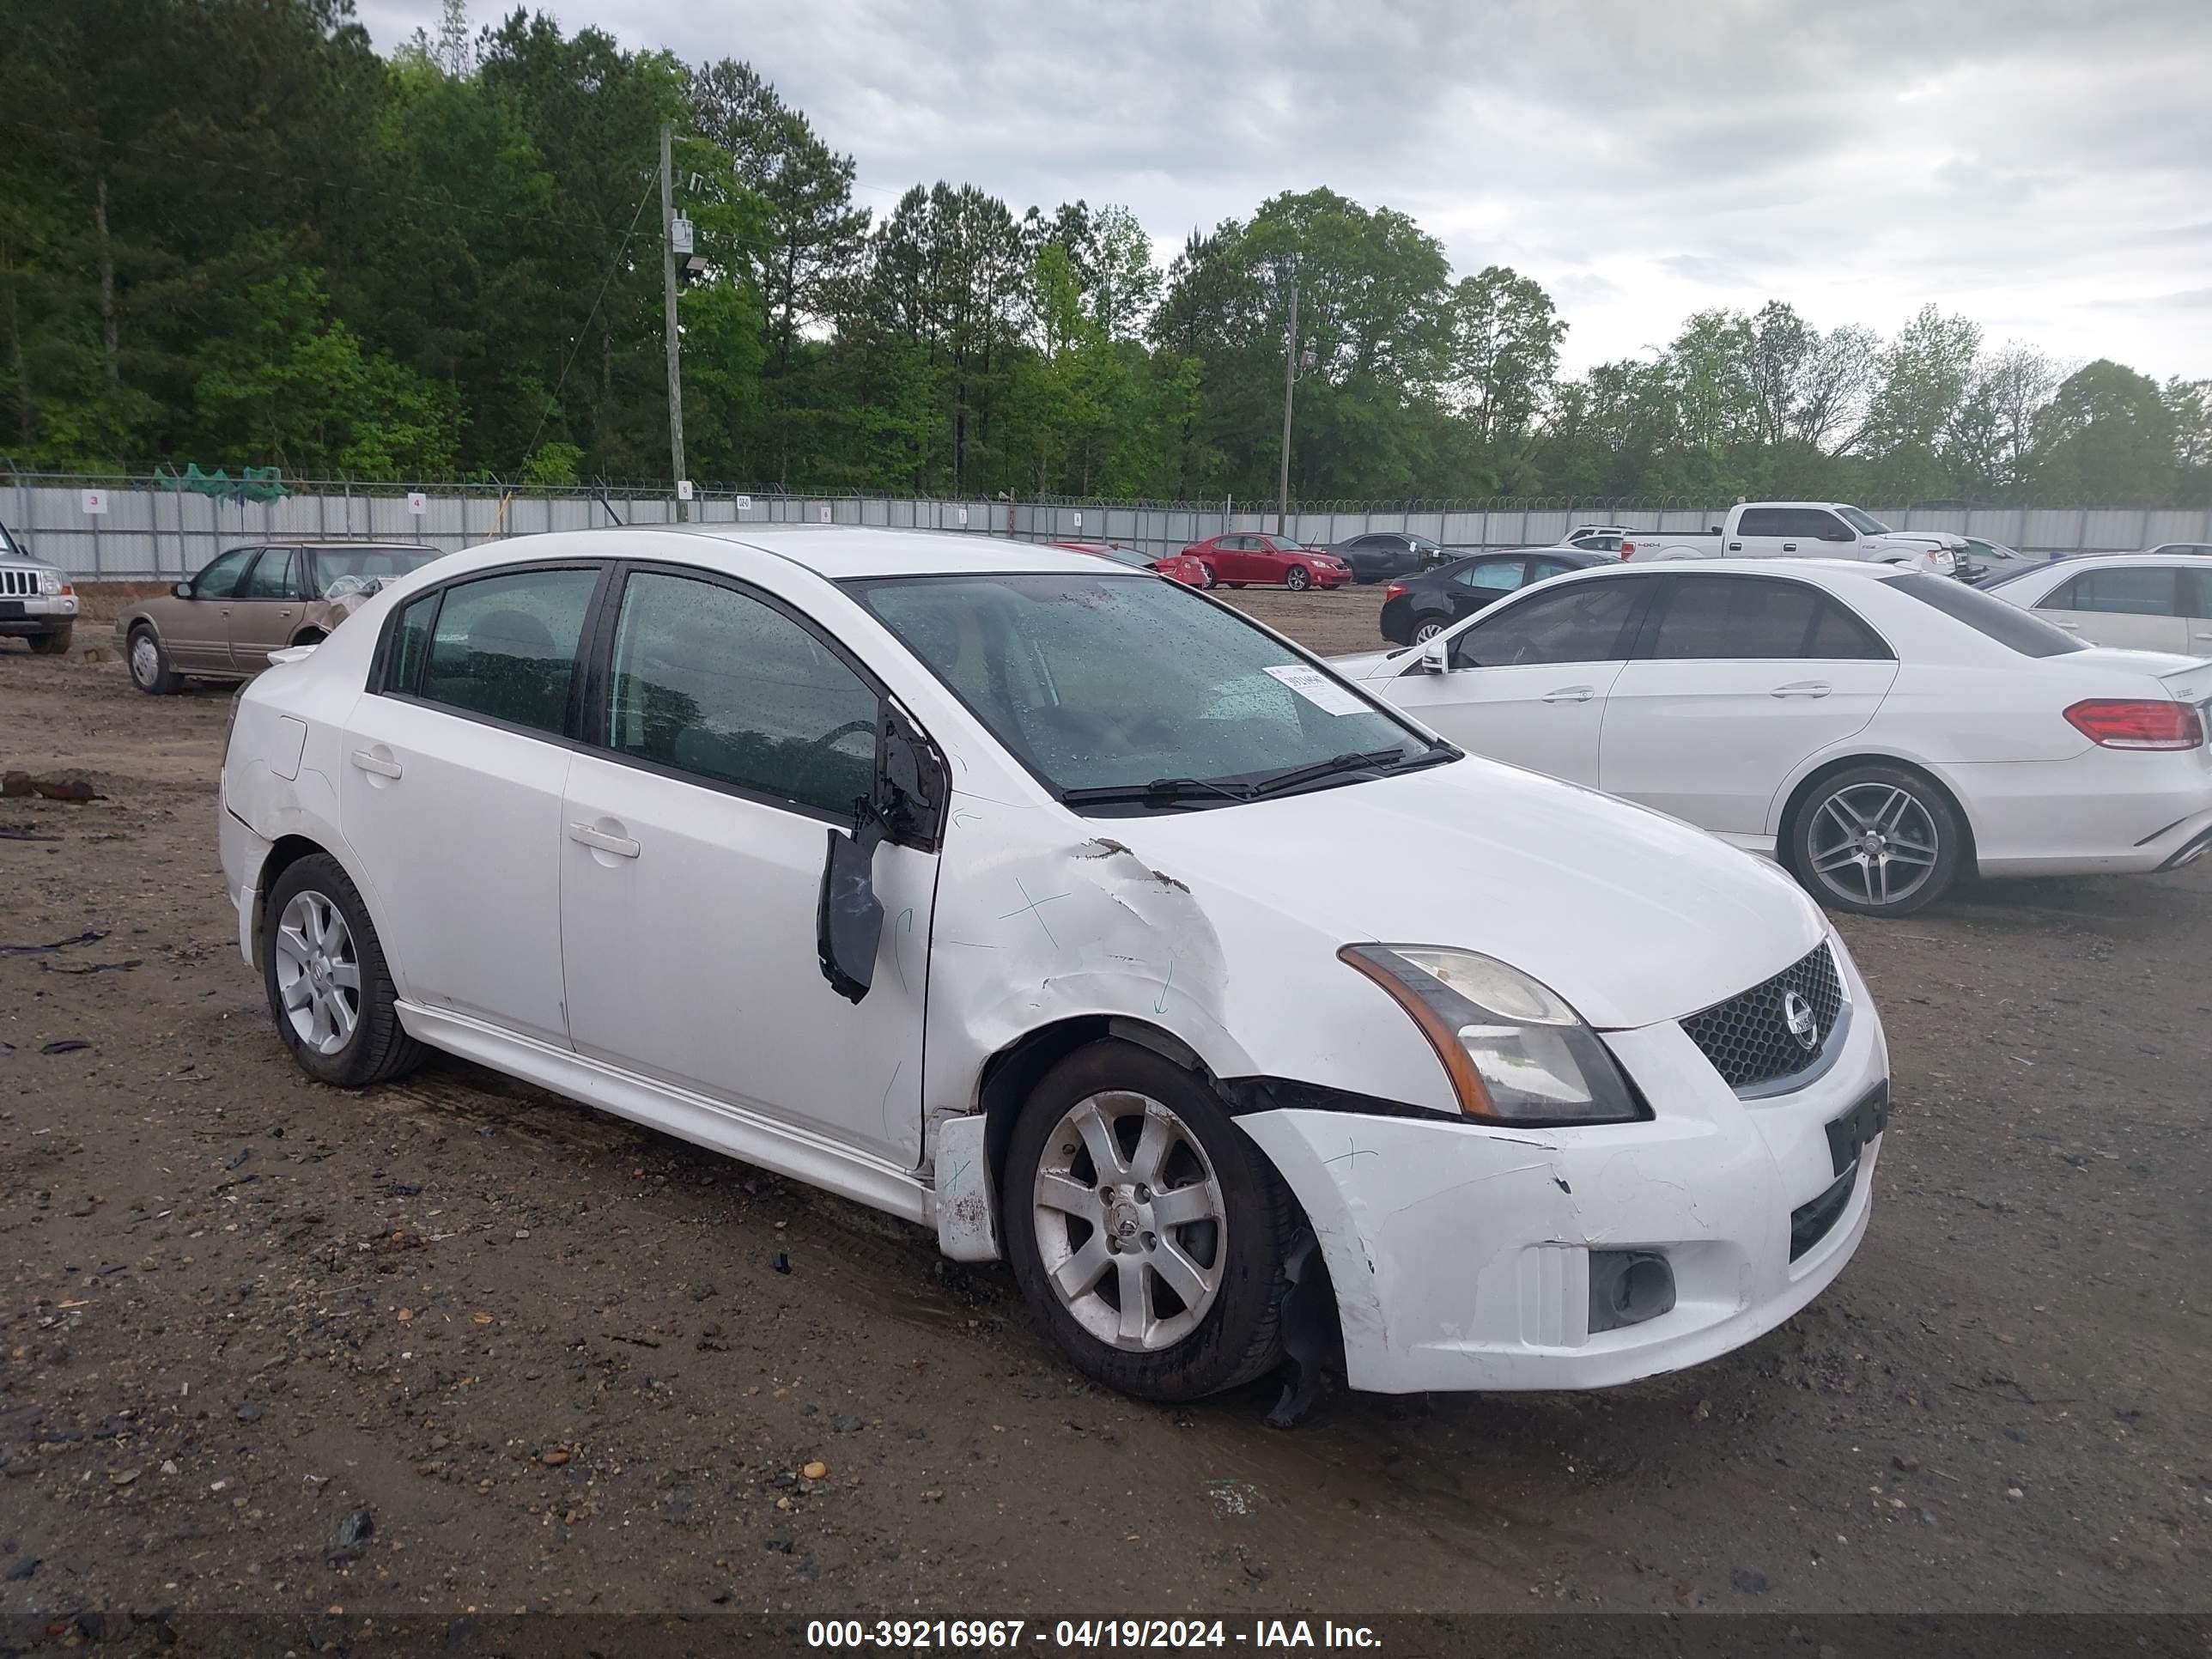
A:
[359,0,2212,379]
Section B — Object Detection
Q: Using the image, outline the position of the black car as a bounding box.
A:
[1377,547,1611,646]
[1328,530,1452,583]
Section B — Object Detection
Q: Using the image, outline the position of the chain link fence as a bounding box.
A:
[7,470,2208,580]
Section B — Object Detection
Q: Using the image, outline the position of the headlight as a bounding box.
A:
[39,569,63,595]
[1340,945,1644,1125]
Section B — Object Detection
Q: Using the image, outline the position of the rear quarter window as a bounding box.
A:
[1885,574,2087,658]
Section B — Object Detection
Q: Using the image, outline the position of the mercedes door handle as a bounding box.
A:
[2196,630,2212,641]
[1770,681,1833,699]
[568,822,641,860]
[2051,620,2081,631]
[349,750,404,779]
[1541,686,1596,703]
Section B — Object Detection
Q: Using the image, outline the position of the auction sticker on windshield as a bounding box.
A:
[1262,663,1368,715]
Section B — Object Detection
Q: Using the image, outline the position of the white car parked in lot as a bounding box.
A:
[1983,553,2212,655]
[1621,502,1961,575]
[1337,560,2212,915]
[219,526,1889,1401]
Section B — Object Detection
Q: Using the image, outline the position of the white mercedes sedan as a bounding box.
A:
[1337,559,2212,916]
[1982,553,2212,655]
[219,526,1888,1402]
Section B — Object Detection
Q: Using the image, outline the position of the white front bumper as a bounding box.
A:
[1243,945,1888,1394]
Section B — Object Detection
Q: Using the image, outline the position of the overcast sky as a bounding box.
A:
[358,0,2212,382]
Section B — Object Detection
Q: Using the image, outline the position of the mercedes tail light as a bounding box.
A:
[2063,699,2204,750]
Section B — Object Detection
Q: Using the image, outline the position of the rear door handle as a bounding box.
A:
[1781,542,1799,552]
[349,750,404,779]
[2195,630,2212,641]
[1771,681,1833,699]
[568,822,641,860]
[2051,620,2081,631]
[1726,541,1743,552]
[1541,685,1596,703]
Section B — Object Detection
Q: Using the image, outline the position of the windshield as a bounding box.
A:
[313,546,439,598]
[849,573,1435,802]
[1838,507,1892,535]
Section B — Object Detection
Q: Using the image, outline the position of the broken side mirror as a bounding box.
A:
[817,804,888,1005]
[1419,638,1450,674]
[817,705,946,1003]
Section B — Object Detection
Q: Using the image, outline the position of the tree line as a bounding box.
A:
[5,0,2208,507]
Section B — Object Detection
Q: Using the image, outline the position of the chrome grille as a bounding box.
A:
[1680,943,1844,1091]
[0,568,36,597]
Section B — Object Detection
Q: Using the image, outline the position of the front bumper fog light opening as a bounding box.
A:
[1589,1249,1674,1334]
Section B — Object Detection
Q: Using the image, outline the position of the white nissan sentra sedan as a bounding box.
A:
[1337,560,2212,917]
[218,526,1889,1401]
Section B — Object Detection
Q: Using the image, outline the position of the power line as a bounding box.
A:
[514,172,661,476]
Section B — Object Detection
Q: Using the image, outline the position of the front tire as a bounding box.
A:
[1284,565,1311,592]
[128,626,180,694]
[27,628,71,655]
[1194,562,1218,589]
[1002,1040,1296,1402]
[262,854,425,1087]
[1788,763,1961,917]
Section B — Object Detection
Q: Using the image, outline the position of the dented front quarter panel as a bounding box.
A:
[917,798,1459,1144]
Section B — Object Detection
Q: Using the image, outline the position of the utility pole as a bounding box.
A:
[1276,279,1297,535]
[659,122,689,523]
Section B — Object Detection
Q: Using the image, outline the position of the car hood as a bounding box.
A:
[1104,757,1826,1030]
[1873,530,1966,550]
[1328,648,1409,679]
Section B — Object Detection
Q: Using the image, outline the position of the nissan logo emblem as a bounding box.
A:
[1783,989,1820,1053]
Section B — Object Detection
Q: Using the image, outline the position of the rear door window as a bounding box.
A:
[1648,576,1824,659]
[2188,569,2212,619]
[416,567,601,735]
[2047,568,2180,617]
[240,549,298,600]
[1735,508,1790,538]
[1452,557,1524,594]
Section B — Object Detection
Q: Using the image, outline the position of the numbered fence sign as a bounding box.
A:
[406,492,428,515]
[81,489,109,515]
[676,479,695,502]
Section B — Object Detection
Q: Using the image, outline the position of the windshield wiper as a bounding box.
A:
[1244,746,1449,799]
[1060,775,1255,808]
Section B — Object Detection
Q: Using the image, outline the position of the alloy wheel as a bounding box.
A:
[1806,782,1942,909]
[1030,1091,1226,1352]
[1285,567,1310,591]
[1413,619,1445,644]
[272,889,362,1054]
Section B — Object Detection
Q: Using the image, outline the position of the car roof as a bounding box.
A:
[225,540,440,552]
[2036,552,2205,571]
[446,523,1110,581]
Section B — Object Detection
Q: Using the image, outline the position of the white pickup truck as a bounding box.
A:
[1622,503,1960,575]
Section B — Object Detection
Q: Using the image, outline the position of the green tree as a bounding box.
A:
[2030,361,2179,506]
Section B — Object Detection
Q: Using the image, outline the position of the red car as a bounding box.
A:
[1050,540,1211,587]
[1176,532,1353,591]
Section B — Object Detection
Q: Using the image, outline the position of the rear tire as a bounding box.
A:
[1002,1039,1296,1402]
[1411,617,1448,644]
[27,628,71,655]
[127,626,180,694]
[262,853,426,1088]
[1285,565,1311,592]
[1786,763,1961,917]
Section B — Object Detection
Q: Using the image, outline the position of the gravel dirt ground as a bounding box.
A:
[1,589,2206,1626]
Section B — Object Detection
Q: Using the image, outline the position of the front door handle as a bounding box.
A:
[349,749,404,779]
[1541,685,1596,703]
[2051,620,2081,631]
[2195,630,2212,641]
[568,822,641,860]
[1771,681,1833,699]
[1781,542,1799,552]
